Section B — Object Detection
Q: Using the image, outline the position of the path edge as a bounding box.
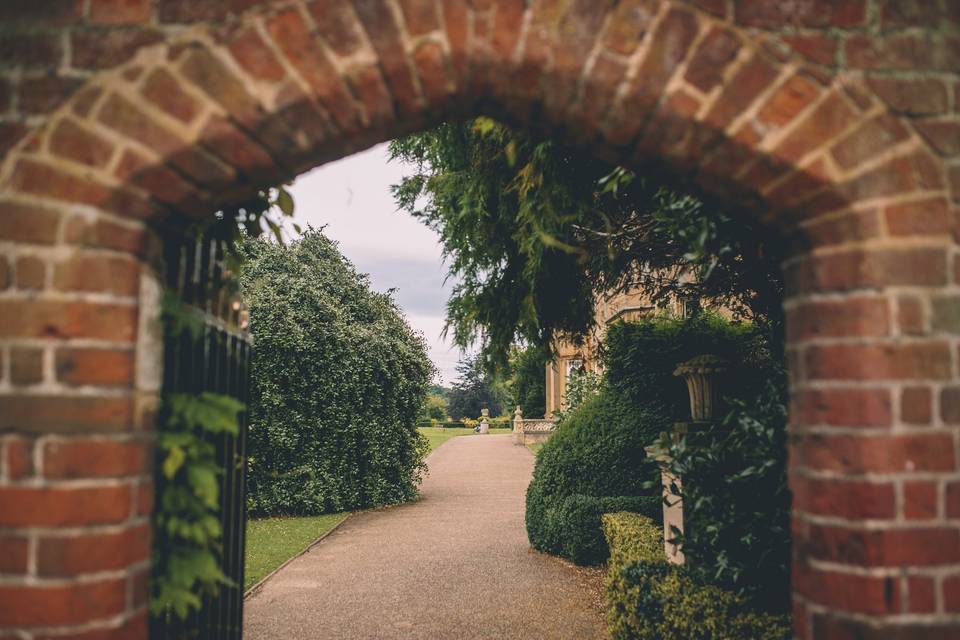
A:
[243,513,352,600]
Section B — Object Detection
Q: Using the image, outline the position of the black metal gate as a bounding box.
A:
[151,231,251,639]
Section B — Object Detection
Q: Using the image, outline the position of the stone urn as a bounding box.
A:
[479,407,490,434]
[673,355,729,421]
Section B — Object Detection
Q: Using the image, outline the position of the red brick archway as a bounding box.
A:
[1,1,958,638]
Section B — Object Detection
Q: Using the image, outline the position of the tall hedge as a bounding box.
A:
[241,230,432,516]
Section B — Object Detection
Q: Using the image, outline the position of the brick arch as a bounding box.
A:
[0,2,957,638]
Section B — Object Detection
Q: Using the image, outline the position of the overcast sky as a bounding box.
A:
[286,143,463,385]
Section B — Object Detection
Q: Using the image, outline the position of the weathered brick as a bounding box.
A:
[37,523,150,576]
[867,76,949,116]
[902,386,932,425]
[225,24,286,82]
[412,41,451,105]
[773,92,859,163]
[43,438,146,479]
[932,296,960,333]
[787,248,949,294]
[886,198,951,237]
[757,73,820,130]
[781,34,838,66]
[70,28,163,70]
[0,32,64,69]
[0,578,126,627]
[53,253,139,297]
[268,7,365,129]
[794,563,899,615]
[912,119,960,158]
[49,118,115,168]
[0,257,9,290]
[907,576,937,613]
[97,92,185,156]
[791,387,891,428]
[4,437,35,480]
[617,7,698,138]
[10,347,44,386]
[199,115,277,178]
[0,395,134,434]
[140,68,202,124]
[179,46,263,126]
[0,300,137,341]
[735,0,866,28]
[64,216,147,256]
[397,0,440,36]
[942,387,960,424]
[89,0,153,24]
[801,524,959,566]
[795,431,956,473]
[897,296,926,336]
[0,535,28,573]
[0,485,132,526]
[787,297,889,341]
[805,342,952,381]
[791,476,895,519]
[307,0,366,58]
[55,348,135,387]
[705,54,780,133]
[18,75,84,114]
[15,255,45,291]
[903,482,938,520]
[11,159,156,220]
[684,27,741,93]
[0,0,83,25]
[831,113,910,171]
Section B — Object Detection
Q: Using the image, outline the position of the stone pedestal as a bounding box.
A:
[479,407,490,434]
[512,406,523,444]
[646,444,684,565]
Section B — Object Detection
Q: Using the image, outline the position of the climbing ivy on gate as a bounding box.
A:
[151,389,245,619]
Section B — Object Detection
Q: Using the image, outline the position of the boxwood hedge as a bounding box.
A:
[603,512,790,640]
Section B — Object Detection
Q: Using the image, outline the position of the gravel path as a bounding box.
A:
[243,433,607,639]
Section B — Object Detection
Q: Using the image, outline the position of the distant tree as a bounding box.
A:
[447,353,506,419]
[509,344,547,418]
[420,393,449,421]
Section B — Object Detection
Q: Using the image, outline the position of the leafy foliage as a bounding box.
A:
[240,229,432,516]
[602,513,790,640]
[525,388,664,563]
[604,312,767,419]
[389,118,783,369]
[555,368,601,422]
[419,393,449,422]
[446,352,507,419]
[507,344,547,418]
[152,392,245,620]
[657,376,792,613]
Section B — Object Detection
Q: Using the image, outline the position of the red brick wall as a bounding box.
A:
[1,1,957,638]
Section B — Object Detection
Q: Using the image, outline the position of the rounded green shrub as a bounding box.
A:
[525,388,665,562]
[241,230,432,516]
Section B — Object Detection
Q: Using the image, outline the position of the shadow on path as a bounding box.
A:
[244,434,607,639]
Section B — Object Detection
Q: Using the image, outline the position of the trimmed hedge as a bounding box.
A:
[556,495,660,565]
[525,388,664,564]
[603,513,790,640]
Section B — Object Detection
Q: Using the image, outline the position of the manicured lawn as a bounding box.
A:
[418,426,513,453]
[245,513,348,589]
[527,443,543,455]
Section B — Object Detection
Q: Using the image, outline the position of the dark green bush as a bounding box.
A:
[241,231,432,516]
[525,388,664,562]
[603,513,790,640]
[556,494,660,565]
[663,376,791,613]
[604,312,767,419]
